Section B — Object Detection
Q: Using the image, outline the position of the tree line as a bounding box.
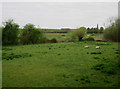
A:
[1,18,119,45]
[87,26,104,33]
[2,19,47,45]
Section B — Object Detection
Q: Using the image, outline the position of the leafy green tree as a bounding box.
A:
[20,23,44,44]
[100,27,104,33]
[103,19,119,42]
[2,19,19,45]
[72,27,86,41]
[97,24,99,30]
[23,23,35,30]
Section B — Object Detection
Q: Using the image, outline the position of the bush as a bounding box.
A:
[85,37,94,41]
[103,19,119,42]
[51,38,57,43]
[39,38,57,43]
[71,27,86,41]
[20,23,45,44]
[2,19,19,45]
[70,33,78,42]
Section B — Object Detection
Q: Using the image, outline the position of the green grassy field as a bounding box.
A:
[2,41,119,87]
[45,33,68,40]
[45,32,103,41]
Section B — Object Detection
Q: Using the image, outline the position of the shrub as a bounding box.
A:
[2,19,19,45]
[44,39,52,43]
[70,33,78,42]
[103,19,119,42]
[51,38,57,43]
[100,27,104,33]
[71,27,86,41]
[20,23,45,44]
[85,37,94,41]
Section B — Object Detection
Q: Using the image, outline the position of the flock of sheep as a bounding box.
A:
[85,46,101,49]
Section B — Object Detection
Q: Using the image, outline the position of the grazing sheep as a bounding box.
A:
[85,46,89,48]
[96,46,101,49]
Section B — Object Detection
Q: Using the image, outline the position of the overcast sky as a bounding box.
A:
[2,2,118,29]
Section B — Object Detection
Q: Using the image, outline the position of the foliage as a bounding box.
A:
[100,27,104,33]
[20,23,45,44]
[51,38,57,43]
[103,19,119,42]
[70,32,78,42]
[97,24,99,30]
[2,19,19,45]
[87,26,104,33]
[84,37,94,41]
[72,27,86,41]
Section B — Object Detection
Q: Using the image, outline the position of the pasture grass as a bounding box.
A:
[2,41,119,87]
[45,33,104,41]
[45,33,68,40]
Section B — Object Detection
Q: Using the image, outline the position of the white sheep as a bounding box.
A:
[96,46,101,49]
[85,46,89,48]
